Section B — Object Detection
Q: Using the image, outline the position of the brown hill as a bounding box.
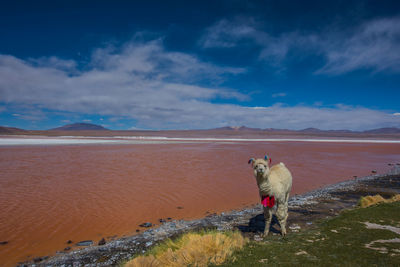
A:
[50,123,109,131]
[363,127,400,134]
[0,126,26,135]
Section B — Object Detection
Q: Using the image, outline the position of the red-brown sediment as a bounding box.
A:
[0,141,399,266]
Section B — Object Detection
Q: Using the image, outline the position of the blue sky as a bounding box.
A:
[0,0,399,130]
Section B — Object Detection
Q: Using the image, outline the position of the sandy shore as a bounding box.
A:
[20,165,400,267]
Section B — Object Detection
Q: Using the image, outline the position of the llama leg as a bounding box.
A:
[276,203,288,236]
[263,207,273,237]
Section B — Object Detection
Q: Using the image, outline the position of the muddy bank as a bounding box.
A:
[21,165,400,267]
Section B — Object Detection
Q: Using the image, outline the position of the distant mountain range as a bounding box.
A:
[297,128,353,133]
[363,127,400,134]
[1,123,400,135]
[212,126,263,131]
[50,123,109,131]
[0,126,26,134]
[212,126,400,134]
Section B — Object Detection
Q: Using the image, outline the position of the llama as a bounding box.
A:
[249,155,292,236]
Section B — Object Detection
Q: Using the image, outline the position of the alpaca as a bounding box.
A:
[249,155,292,236]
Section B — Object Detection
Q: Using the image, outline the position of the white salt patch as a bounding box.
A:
[0,138,187,146]
[1,136,400,146]
[295,250,308,255]
[365,238,400,253]
[364,222,400,235]
[364,222,400,253]
[0,138,120,146]
[114,136,400,143]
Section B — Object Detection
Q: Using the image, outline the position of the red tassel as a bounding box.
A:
[261,195,275,208]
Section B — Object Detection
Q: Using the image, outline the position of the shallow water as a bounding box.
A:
[0,141,399,266]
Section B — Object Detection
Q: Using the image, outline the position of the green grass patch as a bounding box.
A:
[218,202,400,266]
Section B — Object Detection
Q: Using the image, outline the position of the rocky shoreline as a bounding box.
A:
[20,165,400,267]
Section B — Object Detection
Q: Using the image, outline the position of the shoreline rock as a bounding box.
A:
[139,222,152,228]
[98,238,106,246]
[20,166,400,267]
[75,240,93,247]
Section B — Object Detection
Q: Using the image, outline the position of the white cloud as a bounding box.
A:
[9,106,46,121]
[199,18,319,67]
[29,56,77,72]
[393,113,400,116]
[0,37,399,130]
[109,117,124,122]
[249,106,268,110]
[128,126,150,130]
[231,104,399,131]
[200,18,290,63]
[201,16,400,75]
[90,38,246,84]
[272,92,287,98]
[317,16,400,74]
[200,18,260,48]
[0,38,247,128]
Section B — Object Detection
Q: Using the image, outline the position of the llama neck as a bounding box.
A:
[256,171,269,186]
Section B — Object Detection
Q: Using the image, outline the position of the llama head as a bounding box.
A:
[248,156,270,177]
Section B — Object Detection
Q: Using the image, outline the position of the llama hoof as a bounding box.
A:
[262,231,269,238]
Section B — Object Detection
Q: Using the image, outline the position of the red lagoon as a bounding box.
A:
[0,141,399,266]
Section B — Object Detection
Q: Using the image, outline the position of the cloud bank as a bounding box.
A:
[200,16,400,74]
[1,35,399,130]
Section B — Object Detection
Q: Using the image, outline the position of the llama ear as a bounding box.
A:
[248,158,255,165]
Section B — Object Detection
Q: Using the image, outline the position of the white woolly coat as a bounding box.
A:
[254,160,292,205]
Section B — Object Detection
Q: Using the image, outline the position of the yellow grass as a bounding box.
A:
[359,194,400,208]
[125,231,247,267]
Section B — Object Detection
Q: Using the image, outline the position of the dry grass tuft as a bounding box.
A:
[126,255,161,267]
[125,231,247,267]
[359,195,386,208]
[390,194,400,202]
[359,194,400,208]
